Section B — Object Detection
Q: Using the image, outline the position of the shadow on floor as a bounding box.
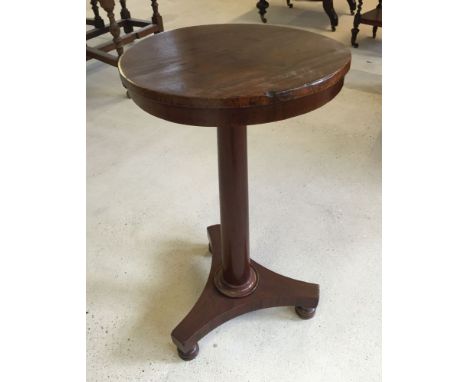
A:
[110,239,210,363]
[352,34,382,52]
[345,69,382,94]
[106,237,307,364]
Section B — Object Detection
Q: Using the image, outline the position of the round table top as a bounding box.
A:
[119,24,351,126]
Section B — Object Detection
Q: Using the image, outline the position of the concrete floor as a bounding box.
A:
[86,0,381,381]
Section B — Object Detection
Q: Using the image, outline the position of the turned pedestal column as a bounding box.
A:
[214,125,258,298]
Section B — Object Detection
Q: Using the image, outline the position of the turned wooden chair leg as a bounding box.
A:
[119,0,133,33]
[286,0,293,8]
[99,0,123,56]
[90,0,105,28]
[346,0,357,15]
[351,0,362,47]
[150,0,164,32]
[322,0,338,32]
[256,0,269,23]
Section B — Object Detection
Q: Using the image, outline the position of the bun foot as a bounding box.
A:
[177,343,199,361]
[295,305,316,319]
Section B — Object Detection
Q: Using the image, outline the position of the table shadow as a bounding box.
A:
[105,237,304,364]
[109,239,211,364]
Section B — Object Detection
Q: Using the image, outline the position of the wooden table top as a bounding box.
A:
[119,24,351,126]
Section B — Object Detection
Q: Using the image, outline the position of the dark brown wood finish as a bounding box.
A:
[172,225,320,360]
[214,125,259,298]
[286,0,356,15]
[150,0,164,29]
[256,0,269,22]
[87,0,105,28]
[119,0,133,33]
[119,24,350,126]
[347,0,357,14]
[118,24,350,360]
[322,0,338,31]
[217,126,255,291]
[351,0,382,47]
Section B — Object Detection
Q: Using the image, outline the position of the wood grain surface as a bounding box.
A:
[119,24,350,126]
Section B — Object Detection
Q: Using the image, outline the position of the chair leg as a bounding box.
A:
[150,0,164,32]
[351,0,362,47]
[322,0,338,32]
[372,25,378,38]
[119,0,133,33]
[99,0,123,56]
[351,26,360,47]
[286,0,293,8]
[373,0,382,38]
[90,0,105,28]
[256,0,269,23]
[347,0,357,15]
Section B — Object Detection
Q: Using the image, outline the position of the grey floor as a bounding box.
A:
[86,0,381,381]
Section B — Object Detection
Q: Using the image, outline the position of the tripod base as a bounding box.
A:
[171,224,320,360]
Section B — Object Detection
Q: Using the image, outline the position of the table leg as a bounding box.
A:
[171,125,320,360]
[256,0,269,23]
[215,125,259,297]
[322,0,338,31]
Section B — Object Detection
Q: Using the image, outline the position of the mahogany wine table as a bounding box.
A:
[119,24,351,361]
